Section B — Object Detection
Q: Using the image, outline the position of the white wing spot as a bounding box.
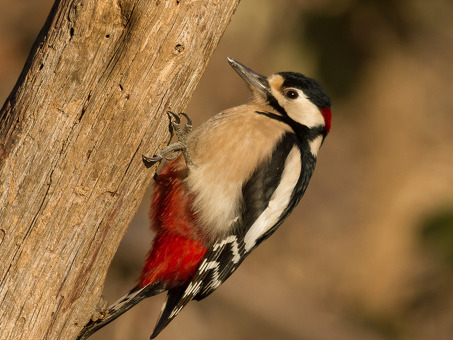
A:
[198,259,222,289]
[244,146,301,252]
[182,280,203,299]
[185,236,243,296]
[212,235,241,263]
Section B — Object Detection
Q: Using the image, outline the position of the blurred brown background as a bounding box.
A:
[2,1,453,339]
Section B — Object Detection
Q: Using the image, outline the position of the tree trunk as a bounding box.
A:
[0,0,240,339]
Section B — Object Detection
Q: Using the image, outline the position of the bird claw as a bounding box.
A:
[142,154,163,168]
[142,111,194,168]
[178,112,192,134]
[167,111,192,135]
[167,111,181,126]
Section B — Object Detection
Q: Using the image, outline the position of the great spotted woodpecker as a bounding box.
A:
[78,58,331,339]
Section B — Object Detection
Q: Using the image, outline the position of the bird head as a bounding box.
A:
[227,57,332,135]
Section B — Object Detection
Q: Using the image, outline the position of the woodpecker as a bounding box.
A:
[78,58,331,339]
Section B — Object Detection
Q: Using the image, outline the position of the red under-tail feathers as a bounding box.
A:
[137,159,208,289]
[76,159,207,340]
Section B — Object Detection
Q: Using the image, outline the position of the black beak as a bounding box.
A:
[227,57,269,96]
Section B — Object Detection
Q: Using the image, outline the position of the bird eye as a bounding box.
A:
[283,89,299,100]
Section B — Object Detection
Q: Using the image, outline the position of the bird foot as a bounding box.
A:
[143,111,194,168]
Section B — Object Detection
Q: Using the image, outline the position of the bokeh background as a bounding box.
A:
[2,1,453,339]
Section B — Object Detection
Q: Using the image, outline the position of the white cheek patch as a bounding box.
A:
[244,146,301,252]
[271,87,325,129]
[286,99,325,128]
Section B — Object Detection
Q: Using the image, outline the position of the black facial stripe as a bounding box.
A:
[255,110,287,124]
[256,111,325,143]
[266,92,287,116]
[256,109,304,139]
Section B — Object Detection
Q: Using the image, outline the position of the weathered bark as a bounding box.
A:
[0,0,240,339]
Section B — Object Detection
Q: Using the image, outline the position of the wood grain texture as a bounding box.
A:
[0,0,240,339]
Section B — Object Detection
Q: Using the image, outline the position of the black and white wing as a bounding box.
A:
[151,132,316,338]
[150,234,245,338]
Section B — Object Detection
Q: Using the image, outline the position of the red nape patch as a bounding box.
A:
[138,231,207,288]
[321,108,332,133]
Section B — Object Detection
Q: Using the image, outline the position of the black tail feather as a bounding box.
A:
[150,286,190,339]
[77,283,165,340]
